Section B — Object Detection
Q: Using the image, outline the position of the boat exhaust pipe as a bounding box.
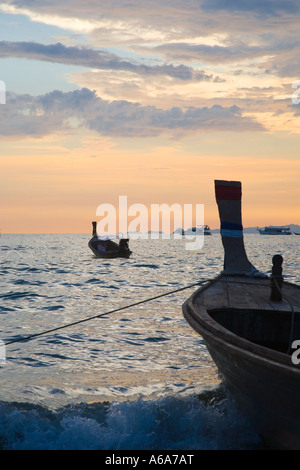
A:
[215,180,259,276]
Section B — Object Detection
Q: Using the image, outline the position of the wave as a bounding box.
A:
[0,388,263,450]
[132,264,160,269]
[0,291,45,300]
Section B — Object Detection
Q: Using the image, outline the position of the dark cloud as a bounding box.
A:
[0,88,264,137]
[9,0,299,18]
[1,0,299,124]
[1,1,299,80]
[151,38,300,79]
[153,42,268,64]
[201,0,300,16]
[0,40,216,81]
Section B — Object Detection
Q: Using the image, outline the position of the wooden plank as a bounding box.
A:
[222,276,297,311]
[282,285,300,311]
[201,279,229,309]
[251,285,278,310]
[226,280,263,309]
[193,275,300,313]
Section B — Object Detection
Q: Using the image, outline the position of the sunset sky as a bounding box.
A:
[0,0,299,234]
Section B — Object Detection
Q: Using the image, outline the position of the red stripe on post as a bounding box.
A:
[215,181,241,200]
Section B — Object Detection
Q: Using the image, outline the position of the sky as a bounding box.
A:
[0,0,299,234]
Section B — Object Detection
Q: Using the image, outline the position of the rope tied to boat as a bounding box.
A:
[272,277,296,355]
[269,255,296,355]
[4,278,212,348]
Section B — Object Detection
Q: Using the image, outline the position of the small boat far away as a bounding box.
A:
[183,180,300,450]
[258,225,292,235]
[204,225,211,235]
[88,222,132,258]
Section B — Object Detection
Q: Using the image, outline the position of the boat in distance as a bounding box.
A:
[258,225,292,235]
[172,225,212,236]
[204,225,211,235]
[183,180,300,449]
[88,222,132,258]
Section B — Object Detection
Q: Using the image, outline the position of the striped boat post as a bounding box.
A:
[214,180,258,275]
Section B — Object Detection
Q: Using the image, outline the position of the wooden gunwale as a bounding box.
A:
[183,274,300,368]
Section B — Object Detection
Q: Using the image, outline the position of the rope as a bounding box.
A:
[4,278,211,348]
[273,277,296,354]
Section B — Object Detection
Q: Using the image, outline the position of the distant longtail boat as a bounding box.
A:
[88,222,132,259]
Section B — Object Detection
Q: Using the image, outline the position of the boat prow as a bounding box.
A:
[183,180,300,449]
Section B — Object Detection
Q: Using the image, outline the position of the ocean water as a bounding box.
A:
[0,233,299,450]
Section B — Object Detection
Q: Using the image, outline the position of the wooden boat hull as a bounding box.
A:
[88,221,132,259]
[183,275,300,449]
[182,179,300,448]
[88,238,132,259]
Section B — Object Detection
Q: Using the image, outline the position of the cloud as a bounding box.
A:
[0,2,103,32]
[1,0,296,48]
[1,2,299,75]
[201,0,300,16]
[0,41,216,81]
[150,40,300,82]
[0,88,264,138]
[1,0,299,126]
[151,42,270,64]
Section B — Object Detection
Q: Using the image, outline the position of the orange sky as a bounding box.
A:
[0,2,299,233]
[1,131,299,233]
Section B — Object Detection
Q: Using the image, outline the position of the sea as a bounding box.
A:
[0,233,299,452]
